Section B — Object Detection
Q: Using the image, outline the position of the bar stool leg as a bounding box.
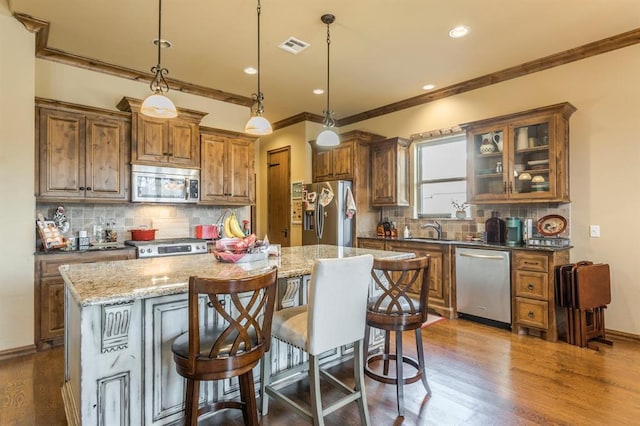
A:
[353,340,371,426]
[309,354,325,426]
[383,330,391,375]
[260,349,271,415]
[395,331,405,417]
[184,378,199,426]
[415,329,431,395]
[239,371,259,425]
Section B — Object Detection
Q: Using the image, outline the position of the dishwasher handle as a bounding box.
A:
[459,252,505,260]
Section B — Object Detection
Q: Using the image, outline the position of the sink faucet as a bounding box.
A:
[420,221,442,239]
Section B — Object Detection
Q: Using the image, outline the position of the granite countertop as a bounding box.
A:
[60,245,413,307]
[357,235,572,252]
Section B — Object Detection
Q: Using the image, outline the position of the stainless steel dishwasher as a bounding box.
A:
[455,247,511,328]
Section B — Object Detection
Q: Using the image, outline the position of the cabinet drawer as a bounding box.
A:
[516,298,548,329]
[513,252,548,272]
[514,270,548,299]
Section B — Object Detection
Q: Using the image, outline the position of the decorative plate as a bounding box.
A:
[537,214,567,236]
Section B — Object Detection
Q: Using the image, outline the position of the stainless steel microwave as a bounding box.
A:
[131,164,199,203]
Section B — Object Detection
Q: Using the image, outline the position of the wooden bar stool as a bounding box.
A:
[260,254,374,426]
[171,267,278,425]
[363,256,431,417]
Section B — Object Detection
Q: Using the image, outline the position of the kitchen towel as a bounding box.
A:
[346,186,356,218]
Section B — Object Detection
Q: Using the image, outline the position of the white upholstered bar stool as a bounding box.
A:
[260,254,374,426]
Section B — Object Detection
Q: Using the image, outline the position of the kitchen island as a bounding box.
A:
[59,245,412,426]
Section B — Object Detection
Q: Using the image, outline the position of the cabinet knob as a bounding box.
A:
[79,186,85,190]
[527,311,535,319]
[527,283,534,290]
[86,187,92,191]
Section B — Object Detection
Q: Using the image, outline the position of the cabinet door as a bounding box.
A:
[40,277,65,342]
[37,108,85,198]
[200,134,229,203]
[135,114,167,163]
[357,238,385,250]
[467,125,510,202]
[331,142,353,179]
[371,138,410,206]
[85,117,129,200]
[226,138,255,204]
[313,150,333,181]
[168,120,199,167]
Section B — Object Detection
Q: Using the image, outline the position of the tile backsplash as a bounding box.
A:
[36,203,252,244]
[379,204,571,241]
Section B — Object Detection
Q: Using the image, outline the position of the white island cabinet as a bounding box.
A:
[60,245,412,425]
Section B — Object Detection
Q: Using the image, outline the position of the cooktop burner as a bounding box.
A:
[125,238,209,258]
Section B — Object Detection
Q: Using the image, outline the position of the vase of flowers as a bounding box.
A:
[452,200,469,219]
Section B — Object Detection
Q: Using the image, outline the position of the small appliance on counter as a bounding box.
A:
[505,217,522,246]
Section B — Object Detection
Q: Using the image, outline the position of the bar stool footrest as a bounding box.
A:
[364,353,424,385]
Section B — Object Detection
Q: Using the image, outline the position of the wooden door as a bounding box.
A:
[37,108,85,198]
[226,138,255,204]
[267,147,291,246]
[168,120,199,167]
[85,116,128,200]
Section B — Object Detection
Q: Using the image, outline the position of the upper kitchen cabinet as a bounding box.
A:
[200,128,256,205]
[36,99,130,202]
[461,102,576,204]
[370,137,411,207]
[117,97,207,169]
[309,130,385,183]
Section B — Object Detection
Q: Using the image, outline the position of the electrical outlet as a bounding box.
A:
[590,225,600,238]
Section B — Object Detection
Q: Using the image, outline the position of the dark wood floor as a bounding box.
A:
[2,318,639,425]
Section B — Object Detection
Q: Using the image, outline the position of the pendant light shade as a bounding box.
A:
[316,13,339,147]
[142,0,177,119]
[245,0,273,135]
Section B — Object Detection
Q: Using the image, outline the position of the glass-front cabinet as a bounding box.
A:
[461,102,576,204]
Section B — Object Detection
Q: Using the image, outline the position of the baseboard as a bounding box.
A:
[606,329,640,342]
[0,344,37,361]
[61,381,80,426]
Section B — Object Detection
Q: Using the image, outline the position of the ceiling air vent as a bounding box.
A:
[278,37,310,54]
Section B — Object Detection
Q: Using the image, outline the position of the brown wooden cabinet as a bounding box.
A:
[512,249,569,342]
[200,128,256,205]
[36,99,130,202]
[35,249,136,350]
[461,102,576,204]
[358,238,453,318]
[370,137,411,207]
[117,97,206,169]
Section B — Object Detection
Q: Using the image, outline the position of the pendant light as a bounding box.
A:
[141,0,178,119]
[245,0,273,135]
[316,13,339,147]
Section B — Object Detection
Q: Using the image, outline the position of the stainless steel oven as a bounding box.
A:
[131,164,199,203]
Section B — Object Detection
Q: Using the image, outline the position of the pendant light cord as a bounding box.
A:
[150,0,170,94]
[322,15,335,128]
[253,0,265,115]
[157,0,162,68]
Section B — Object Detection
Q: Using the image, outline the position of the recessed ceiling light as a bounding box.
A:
[313,89,324,95]
[244,67,257,75]
[449,25,470,39]
[422,84,435,91]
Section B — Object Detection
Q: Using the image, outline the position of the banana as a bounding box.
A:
[223,215,235,238]
[229,213,246,238]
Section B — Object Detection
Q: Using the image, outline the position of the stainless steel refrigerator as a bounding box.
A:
[302,180,354,247]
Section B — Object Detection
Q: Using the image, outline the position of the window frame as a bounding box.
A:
[415,132,468,219]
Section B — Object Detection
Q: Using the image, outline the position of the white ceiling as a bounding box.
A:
[9,0,640,123]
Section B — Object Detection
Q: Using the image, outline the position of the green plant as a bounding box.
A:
[451,200,469,211]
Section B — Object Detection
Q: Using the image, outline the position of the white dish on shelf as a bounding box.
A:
[528,159,549,166]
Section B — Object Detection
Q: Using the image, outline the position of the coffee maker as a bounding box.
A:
[505,217,523,246]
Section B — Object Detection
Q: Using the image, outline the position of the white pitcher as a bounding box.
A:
[516,127,529,150]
